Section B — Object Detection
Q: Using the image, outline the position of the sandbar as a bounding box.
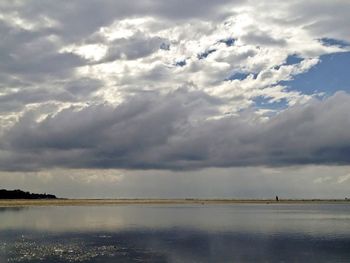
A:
[0,199,349,207]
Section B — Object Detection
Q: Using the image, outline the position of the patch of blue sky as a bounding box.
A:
[175,60,186,67]
[285,54,303,65]
[226,72,257,81]
[197,49,217,60]
[218,37,235,47]
[279,51,350,95]
[273,55,303,70]
[320,38,350,48]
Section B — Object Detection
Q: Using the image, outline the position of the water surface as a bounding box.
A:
[1,204,350,262]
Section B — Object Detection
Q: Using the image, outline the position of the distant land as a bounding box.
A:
[0,189,57,199]
[0,198,349,207]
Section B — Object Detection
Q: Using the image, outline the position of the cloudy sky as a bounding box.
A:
[1,0,350,198]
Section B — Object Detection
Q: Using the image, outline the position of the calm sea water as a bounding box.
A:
[0,204,350,262]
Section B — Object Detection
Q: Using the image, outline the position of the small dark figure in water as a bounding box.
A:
[276,196,279,202]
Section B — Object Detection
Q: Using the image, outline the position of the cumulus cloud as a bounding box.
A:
[0,0,349,174]
[0,90,350,171]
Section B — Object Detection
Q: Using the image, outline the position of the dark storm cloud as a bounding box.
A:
[1,90,350,171]
[0,78,101,113]
[0,21,85,79]
[1,0,245,41]
[0,89,221,171]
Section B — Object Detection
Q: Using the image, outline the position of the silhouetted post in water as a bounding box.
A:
[276,196,279,202]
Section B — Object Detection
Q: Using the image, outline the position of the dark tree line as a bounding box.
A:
[0,189,57,199]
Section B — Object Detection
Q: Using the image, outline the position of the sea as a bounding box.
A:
[0,204,350,262]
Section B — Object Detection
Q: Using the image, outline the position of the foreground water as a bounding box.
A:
[0,204,350,262]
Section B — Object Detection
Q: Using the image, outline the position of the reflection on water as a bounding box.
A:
[1,204,350,262]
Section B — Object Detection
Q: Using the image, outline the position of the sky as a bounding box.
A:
[0,0,350,198]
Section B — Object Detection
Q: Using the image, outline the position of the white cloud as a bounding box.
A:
[313,176,332,184]
[0,1,348,123]
[59,3,347,115]
[337,174,350,184]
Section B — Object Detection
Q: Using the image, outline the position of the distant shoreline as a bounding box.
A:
[0,199,349,207]
[0,189,57,200]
